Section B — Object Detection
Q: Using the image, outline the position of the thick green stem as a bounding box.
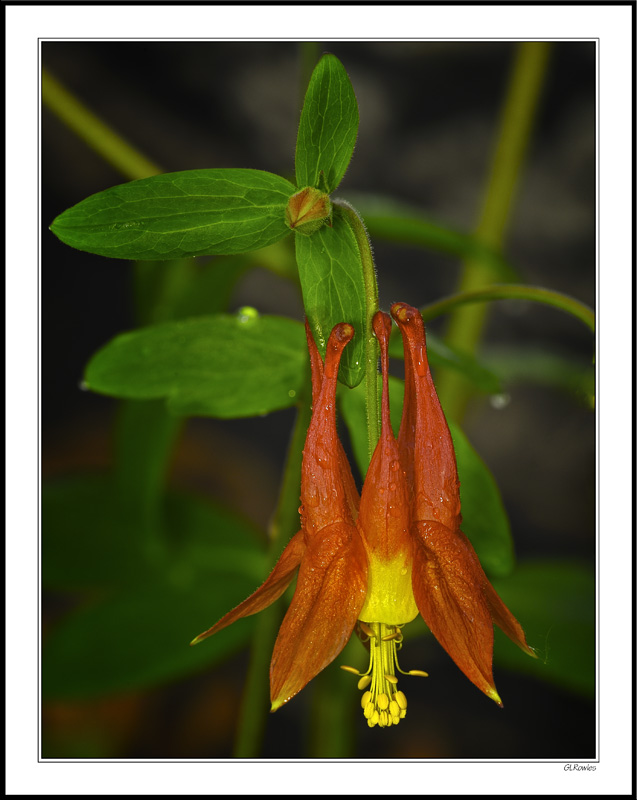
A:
[333,200,380,460]
[436,42,552,421]
[232,376,312,757]
[42,68,161,181]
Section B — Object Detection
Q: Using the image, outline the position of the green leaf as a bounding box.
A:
[50,169,295,260]
[84,313,307,418]
[492,560,595,697]
[339,375,514,575]
[42,490,269,699]
[295,54,359,193]
[295,207,366,388]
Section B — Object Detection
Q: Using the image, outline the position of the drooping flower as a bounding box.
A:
[191,303,536,727]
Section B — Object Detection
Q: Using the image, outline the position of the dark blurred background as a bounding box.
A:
[41,41,596,759]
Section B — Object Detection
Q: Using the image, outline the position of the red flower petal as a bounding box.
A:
[190,530,306,646]
[358,311,411,559]
[270,521,367,710]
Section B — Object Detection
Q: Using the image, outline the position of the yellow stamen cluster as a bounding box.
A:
[341,621,428,728]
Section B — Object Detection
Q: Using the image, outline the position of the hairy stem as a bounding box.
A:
[333,200,380,460]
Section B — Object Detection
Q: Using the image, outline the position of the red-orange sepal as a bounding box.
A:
[411,520,503,704]
[270,521,367,710]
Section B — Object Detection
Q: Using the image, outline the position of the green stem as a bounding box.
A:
[422,284,595,333]
[436,42,552,421]
[42,68,161,181]
[333,200,380,460]
[232,375,313,758]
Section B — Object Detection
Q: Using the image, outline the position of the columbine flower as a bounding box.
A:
[191,302,536,728]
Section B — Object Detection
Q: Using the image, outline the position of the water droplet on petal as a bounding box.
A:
[415,345,427,376]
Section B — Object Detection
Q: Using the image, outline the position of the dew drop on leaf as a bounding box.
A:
[236,306,259,325]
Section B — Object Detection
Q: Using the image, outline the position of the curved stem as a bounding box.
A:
[42,68,161,181]
[421,284,595,333]
[333,200,380,461]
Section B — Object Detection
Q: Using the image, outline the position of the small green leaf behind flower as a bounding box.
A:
[492,560,595,697]
[50,169,296,260]
[83,314,307,418]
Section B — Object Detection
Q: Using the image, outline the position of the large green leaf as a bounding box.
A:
[339,375,514,576]
[42,488,269,699]
[295,207,366,388]
[84,313,306,418]
[295,54,359,193]
[493,560,595,697]
[50,169,295,260]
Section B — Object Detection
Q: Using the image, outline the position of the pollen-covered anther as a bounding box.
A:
[358,621,377,639]
[357,674,372,691]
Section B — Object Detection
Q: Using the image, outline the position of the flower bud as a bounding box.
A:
[285,186,332,236]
